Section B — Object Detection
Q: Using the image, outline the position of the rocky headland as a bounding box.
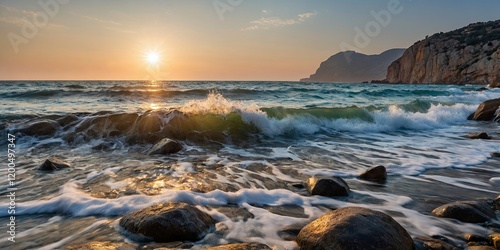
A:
[301,49,405,83]
[386,20,500,87]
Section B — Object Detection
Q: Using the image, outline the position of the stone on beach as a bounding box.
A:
[146,138,183,155]
[296,207,414,250]
[358,165,387,182]
[18,120,59,136]
[469,98,500,121]
[206,242,272,250]
[119,202,215,243]
[432,200,497,223]
[466,132,492,139]
[38,157,71,171]
[306,176,350,197]
[65,241,136,250]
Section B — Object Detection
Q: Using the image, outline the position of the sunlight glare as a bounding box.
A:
[146,51,160,65]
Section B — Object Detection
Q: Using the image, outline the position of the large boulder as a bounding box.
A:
[147,138,183,155]
[358,165,387,182]
[206,242,272,250]
[469,98,500,121]
[38,157,71,171]
[119,202,215,242]
[432,200,497,223]
[306,176,350,197]
[296,207,414,250]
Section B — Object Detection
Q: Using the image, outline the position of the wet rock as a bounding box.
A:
[57,115,79,127]
[466,132,492,139]
[465,234,489,243]
[18,120,59,136]
[38,157,71,171]
[466,246,496,250]
[491,152,500,158]
[296,207,414,250]
[147,138,183,155]
[489,234,500,249]
[65,241,136,250]
[206,242,272,250]
[119,202,215,242]
[306,176,350,197]
[136,112,162,134]
[211,205,254,222]
[414,236,457,250]
[432,200,497,223]
[278,224,305,241]
[141,241,194,249]
[470,98,500,121]
[358,165,387,182]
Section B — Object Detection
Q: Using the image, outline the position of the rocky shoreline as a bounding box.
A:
[9,98,500,249]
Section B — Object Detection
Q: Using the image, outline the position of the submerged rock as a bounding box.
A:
[147,138,183,155]
[296,207,414,250]
[206,242,272,250]
[414,236,457,250]
[38,157,71,171]
[466,132,492,139]
[65,241,136,250]
[469,98,500,121]
[18,120,59,136]
[119,202,215,242]
[306,176,350,197]
[432,200,497,223]
[358,165,387,182]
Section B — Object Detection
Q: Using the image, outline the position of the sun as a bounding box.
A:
[145,51,160,65]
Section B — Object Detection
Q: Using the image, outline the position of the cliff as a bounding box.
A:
[301,49,405,83]
[386,20,500,87]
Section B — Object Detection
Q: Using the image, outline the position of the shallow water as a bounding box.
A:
[1,81,499,249]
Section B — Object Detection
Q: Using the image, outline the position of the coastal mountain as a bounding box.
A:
[386,20,500,87]
[300,49,405,83]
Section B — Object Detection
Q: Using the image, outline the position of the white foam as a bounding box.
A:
[105,178,129,190]
[422,175,497,194]
[172,162,195,177]
[489,177,500,183]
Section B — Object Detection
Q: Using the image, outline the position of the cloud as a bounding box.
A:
[0,5,38,25]
[81,15,122,26]
[0,5,66,29]
[242,12,317,31]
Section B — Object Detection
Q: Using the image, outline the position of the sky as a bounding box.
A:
[0,0,499,81]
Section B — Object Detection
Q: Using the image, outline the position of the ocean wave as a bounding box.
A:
[5,93,477,146]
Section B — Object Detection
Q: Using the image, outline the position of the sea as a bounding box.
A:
[0,81,499,249]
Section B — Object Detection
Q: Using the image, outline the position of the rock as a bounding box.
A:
[432,200,497,223]
[119,202,215,242]
[296,207,414,250]
[57,115,79,127]
[471,98,500,121]
[65,241,136,250]
[414,236,457,250]
[278,224,305,241]
[38,157,71,171]
[491,152,500,157]
[306,176,350,197]
[358,165,387,182]
[466,132,492,139]
[147,138,183,155]
[206,242,272,250]
[466,246,496,250]
[489,234,500,249]
[465,234,489,243]
[386,21,500,87]
[18,120,59,136]
[477,87,489,91]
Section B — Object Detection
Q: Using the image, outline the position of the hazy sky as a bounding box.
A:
[1,0,499,81]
